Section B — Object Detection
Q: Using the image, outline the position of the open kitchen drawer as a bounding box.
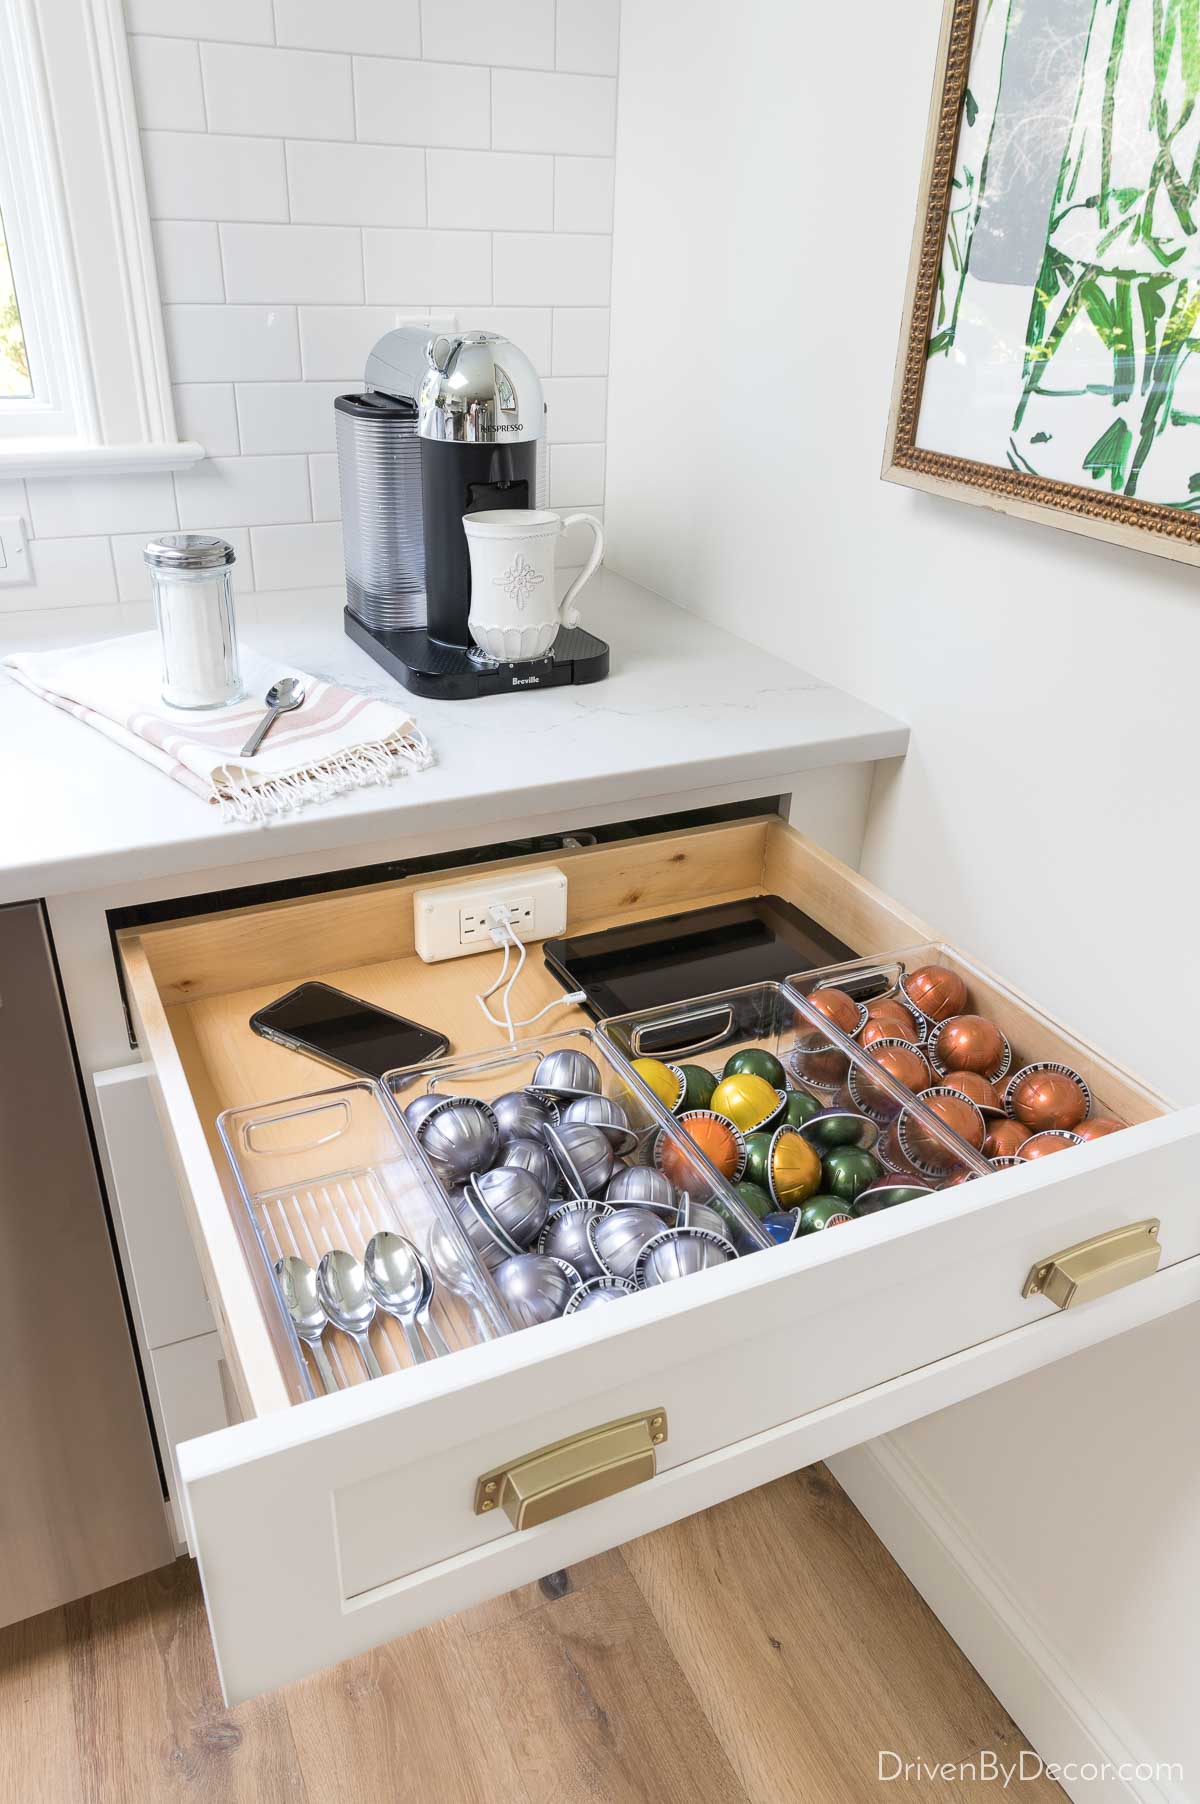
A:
[118,817,1200,1702]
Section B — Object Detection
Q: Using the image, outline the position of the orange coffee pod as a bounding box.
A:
[1004,1063,1090,1132]
[983,1117,1029,1159]
[899,964,968,1023]
[898,1087,986,1174]
[928,1014,1011,1083]
[939,1068,1005,1115]
[656,1110,747,1183]
[847,1039,930,1120]
[1019,1130,1084,1160]
[860,1011,922,1048]
[1074,1115,1124,1142]
[804,987,866,1039]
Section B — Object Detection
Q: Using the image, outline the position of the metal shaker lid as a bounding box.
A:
[364,327,544,446]
[143,532,235,570]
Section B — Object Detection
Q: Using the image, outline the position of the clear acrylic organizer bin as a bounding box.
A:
[599,980,990,1223]
[383,1027,772,1257]
[218,1081,512,1403]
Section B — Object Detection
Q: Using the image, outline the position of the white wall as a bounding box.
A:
[606,0,1200,1778]
[2,0,618,637]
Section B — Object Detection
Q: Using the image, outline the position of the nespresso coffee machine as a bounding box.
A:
[337,327,609,699]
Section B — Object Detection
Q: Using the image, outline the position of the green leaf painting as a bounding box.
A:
[919,0,1200,511]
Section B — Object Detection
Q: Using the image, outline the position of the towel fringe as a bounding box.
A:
[213,728,435,824]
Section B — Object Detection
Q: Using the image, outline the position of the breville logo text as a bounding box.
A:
[512,674,540,685]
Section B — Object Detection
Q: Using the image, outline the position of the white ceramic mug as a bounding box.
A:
[462,508,604,664]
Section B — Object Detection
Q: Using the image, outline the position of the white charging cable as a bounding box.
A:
[475,904,586,1043]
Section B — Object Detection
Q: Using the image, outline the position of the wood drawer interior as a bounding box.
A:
[119,817,1169,1424]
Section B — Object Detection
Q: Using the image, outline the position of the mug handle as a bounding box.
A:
[559,513,604,629]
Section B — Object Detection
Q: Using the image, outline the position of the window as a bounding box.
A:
[0,0,200,475]
[0,211,32,400]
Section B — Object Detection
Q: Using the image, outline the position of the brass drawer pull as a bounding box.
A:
[1022,1220,1161,1310]
[475,1409,667,1528]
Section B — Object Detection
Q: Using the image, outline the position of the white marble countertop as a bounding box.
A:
[0,571,908,902]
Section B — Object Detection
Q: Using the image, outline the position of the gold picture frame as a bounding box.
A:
[884,0,1200,568]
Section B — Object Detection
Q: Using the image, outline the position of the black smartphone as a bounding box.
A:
[249,981,449,1081]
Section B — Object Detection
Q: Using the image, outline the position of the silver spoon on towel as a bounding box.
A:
[241,675,305,758]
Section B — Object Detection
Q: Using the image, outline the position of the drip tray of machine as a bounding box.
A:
[345,610,611,700]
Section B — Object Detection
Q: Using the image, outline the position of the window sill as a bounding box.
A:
[0,440,206,479]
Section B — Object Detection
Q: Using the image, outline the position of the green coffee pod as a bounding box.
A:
[722,1047,787,1090]
[821,1145,881,1203]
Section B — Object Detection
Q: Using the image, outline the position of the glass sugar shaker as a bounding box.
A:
[144,533,243,710]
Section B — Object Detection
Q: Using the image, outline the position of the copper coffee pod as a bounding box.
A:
[802,986,868,1042]
[938,1068,1005,1116]
[897,1086,987,1175]
[898,963,968,1024]
[927,1015,1012,1084]
[983,1116,1029,1160]
[846,1039,931,1121]
[860,1008,923,1049]
[1004,1062,1091,1133]
[1018,1130,1084,1160]
[1074,1115,1124,1142]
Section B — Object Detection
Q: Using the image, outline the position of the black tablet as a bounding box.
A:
[543,895,857,1021]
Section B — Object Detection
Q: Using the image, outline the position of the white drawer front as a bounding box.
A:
[180,1105,1200,1703]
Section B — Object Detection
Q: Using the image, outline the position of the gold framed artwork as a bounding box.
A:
[885,0,1200,566]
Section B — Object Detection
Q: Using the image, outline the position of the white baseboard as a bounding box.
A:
[828,1440,1188,1804]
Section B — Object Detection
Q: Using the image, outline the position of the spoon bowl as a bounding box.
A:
[275,1255,338,1394]
[316,1249,383,1380]
[364,1231,426,1364]
[241,675,306,758]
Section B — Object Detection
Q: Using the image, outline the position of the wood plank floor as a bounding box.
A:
[0,1466,1062,1803]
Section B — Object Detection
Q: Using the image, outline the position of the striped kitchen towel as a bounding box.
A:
[4,632,434,823]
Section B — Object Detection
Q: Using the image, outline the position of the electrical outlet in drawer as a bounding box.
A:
[119,817,1200,1704]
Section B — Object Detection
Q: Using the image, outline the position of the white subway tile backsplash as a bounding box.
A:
[14,538,118,611]
[354,57,490,149]
[427,150,552,231]
[251,521,344,590]
[420,0,554,69]
[142,130,288,221]
[494,233,610,304]
[469,307,552,373]
[221,224,364,305]
[201,44,354,141]
[551,307,609,374]
[31,6,618,630]
[542,376,606,443]
[124,0,274,44]
[553,156,614,232]
[298,306,410,380]
[549,442,604,508]
[26,472,177,539]
[129,36,205,132]
[555,0,620,75]
[493,71,615,156]
[235,381,346,454]
[176,456,312,529]
[363,229,491,304]
[173,384,241,456]
[276,0,420,57]
[309,453,341,520]
[286,141,425,226]
[166,306,301,382]
[110,527,252,603]
[152,222,223,303]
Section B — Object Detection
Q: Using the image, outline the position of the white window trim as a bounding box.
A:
[0,0,202,477]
